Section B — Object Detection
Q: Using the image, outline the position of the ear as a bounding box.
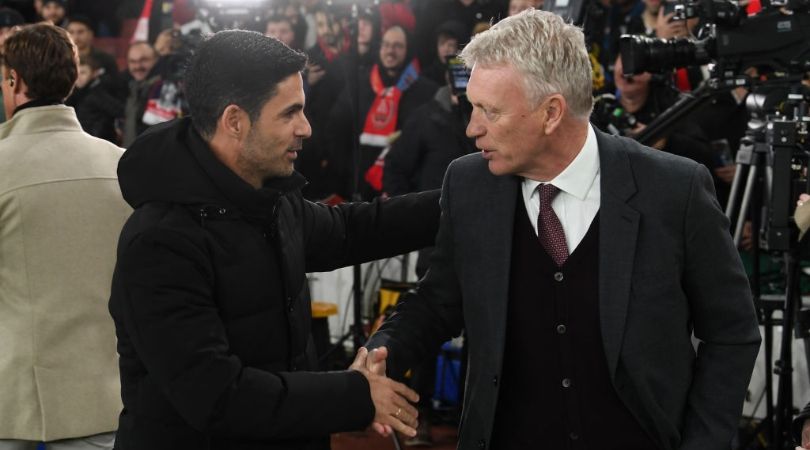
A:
[7,68,18,92]
[542,94,567,135]
[218,104,250,141]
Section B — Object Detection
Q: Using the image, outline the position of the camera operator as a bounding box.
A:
[604,56,731,201]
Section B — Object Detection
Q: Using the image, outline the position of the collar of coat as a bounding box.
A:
[118,117,307,225]
[0,104,80,140]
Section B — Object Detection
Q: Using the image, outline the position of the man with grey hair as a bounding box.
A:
[361,9,760,449]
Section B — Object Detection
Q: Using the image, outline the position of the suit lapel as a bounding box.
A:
[479,172,519,351]
[596,131,640,380]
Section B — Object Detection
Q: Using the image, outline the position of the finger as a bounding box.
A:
[350,347,369,370]
[372,422,389,436]
[389,379,420,404]
[391,396,419,426]
[385,416,417,437]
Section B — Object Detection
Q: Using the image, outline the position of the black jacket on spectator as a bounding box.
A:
[109,118,441,450]
[327,67,438,199]
[384,86,475,196]
[66,77,124,143]
[90,47,120,80]
[412,0,500,66]
[298,44,349,200]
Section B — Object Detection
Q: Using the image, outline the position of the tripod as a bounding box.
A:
[726,83,810,449]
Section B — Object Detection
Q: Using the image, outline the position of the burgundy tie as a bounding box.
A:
[537,184,569,267]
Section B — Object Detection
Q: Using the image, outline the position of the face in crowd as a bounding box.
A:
[66,20,93,53]
[436,33,458,64]
[265,19,296,48]
[380,26,407,72]
[315,10,341,47]
[41,1,66,25]
[127,42,157,82]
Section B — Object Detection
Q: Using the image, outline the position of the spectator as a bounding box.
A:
[421,20,465,86]
[413,0,499,68]
[308,5,349,65]
[122,40,158,146]
[40,0,67,27]
[590,0,646,93]
[606,56,728,200]
[328,25,438,199]
[298,6,382,201]
[153,27,182,56]
[0,23,131,450]
[66,15,118,80]
[0,7,24,52]
[66,54,124,142]
[265,15,296,49]
[270,0,308,51]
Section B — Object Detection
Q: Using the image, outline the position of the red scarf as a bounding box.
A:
[362,60,421,192]
[360,60,420,147]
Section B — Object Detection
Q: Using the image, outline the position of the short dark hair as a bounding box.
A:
[66,14,95,33]
[184,30,307,139]
[3,23,77,101]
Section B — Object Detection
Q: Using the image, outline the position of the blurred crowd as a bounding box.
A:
[0,0,751,207]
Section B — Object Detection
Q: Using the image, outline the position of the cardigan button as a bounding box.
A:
[562,378,572,388]
[478,439,486,449]
[556,324,567,334]
[554,272,564,282]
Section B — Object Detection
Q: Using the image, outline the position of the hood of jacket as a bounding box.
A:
[118,117,306,220]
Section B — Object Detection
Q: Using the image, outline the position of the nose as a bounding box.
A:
[297,113,312,139]
[466,110,485,140]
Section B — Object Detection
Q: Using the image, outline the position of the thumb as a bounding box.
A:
[370,347,388,364]
[368,347,388,375]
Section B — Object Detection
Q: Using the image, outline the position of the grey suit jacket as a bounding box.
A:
[367,128,761,450]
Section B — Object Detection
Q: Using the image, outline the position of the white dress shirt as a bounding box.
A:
[522,124,601,253]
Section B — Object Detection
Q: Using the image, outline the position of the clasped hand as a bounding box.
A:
[350,347,420,437]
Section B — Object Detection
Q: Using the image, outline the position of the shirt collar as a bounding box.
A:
[523,123,600,200]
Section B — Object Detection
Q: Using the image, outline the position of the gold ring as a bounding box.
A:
[395,407,402,417]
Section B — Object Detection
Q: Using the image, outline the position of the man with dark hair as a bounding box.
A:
[0,23,130,450]
[66,15,118,80]
[40,0,67,26]
[109,30,439,449]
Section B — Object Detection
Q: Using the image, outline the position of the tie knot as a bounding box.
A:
[537,184,559,208]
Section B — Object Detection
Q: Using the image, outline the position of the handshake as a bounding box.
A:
[349,347,420,438]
